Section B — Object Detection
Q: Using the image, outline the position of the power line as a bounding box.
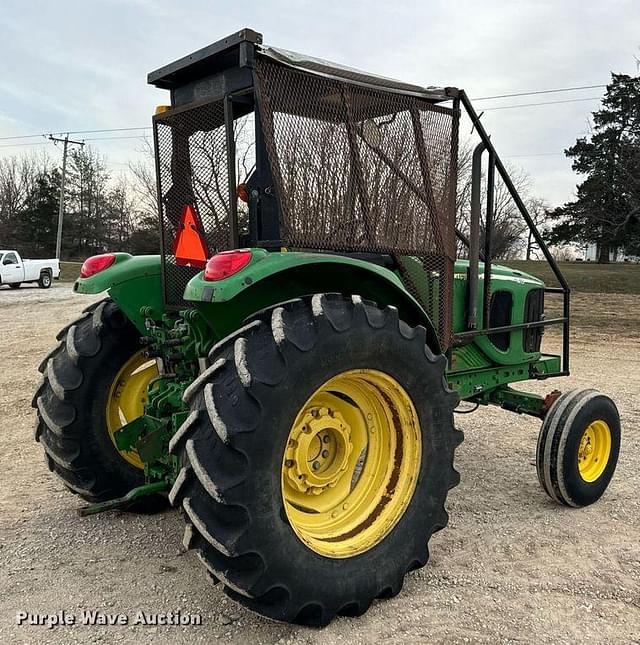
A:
[0,133,47,142]
[0,94,600,144]
[0,140,573,162]
[83,134,150,142]
[503,152,566,158]
[0,134,150,148]
[0,126,151,142]
[474,84,607,101]
[0,136,572,162]
[57,126,151,136]
[0,89,612,163]
[482,96,602,111]
[0,140,52,148]
[0,82,617,142]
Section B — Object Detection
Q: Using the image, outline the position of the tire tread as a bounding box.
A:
[172,294,461,625]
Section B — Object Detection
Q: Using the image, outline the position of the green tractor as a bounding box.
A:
[33,29,620,626]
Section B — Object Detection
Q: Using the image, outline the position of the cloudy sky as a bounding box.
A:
[1,0,639,206]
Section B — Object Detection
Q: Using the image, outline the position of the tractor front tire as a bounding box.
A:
[170,294,462,626]
[536,389,620,507]
[33,299,161,507]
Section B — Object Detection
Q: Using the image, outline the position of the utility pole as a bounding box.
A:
[49,134,84,259]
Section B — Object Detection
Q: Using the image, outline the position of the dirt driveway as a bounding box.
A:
[1,284,639,644]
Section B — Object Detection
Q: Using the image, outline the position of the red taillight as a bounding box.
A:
[80,254,116,278]
[204,250,252,281]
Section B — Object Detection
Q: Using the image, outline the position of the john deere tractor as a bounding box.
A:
[33,29,620,626]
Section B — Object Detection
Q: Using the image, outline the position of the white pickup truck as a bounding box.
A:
[0,250,60,289]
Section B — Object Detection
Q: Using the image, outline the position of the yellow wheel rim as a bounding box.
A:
[281,369,422,559]
[577,420,611,482]
[106,350,158,469]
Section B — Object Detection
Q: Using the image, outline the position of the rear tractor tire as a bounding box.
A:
[33,298,165,510]
[169,294,462,626]
[536,389,620,507]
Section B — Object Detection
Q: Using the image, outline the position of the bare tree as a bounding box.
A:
[525,197,550,260]
[0,151,52,248]
[104,177,137,247]
[128,138,160,218]
[551,246,575,261]
[455,142,544,260]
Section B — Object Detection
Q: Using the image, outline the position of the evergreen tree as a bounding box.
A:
[18,169,60,256]
[548,74,640,262]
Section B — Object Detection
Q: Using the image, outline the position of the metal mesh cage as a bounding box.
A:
[154,100,232,307]
[255,58,458,345]
[153,56,459,346]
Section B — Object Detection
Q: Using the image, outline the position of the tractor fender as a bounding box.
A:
[74,253,164,334]
[185,249,442,353]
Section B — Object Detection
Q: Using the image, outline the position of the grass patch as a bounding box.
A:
[500,260,640,295]
[59,261,82,282]
[59,257,640,295]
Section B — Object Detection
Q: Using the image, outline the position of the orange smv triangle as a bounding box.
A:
[173,204,209,268]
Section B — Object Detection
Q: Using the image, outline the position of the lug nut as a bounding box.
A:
[321,450,329,458]
[285,459,294,468]
[312,461,320,471]
[323,435,330,443]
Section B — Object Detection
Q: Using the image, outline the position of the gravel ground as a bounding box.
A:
[1,284,638,644]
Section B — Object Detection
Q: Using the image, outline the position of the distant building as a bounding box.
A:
[583,243,619,262]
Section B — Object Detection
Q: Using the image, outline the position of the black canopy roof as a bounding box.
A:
[148,28,453,103]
